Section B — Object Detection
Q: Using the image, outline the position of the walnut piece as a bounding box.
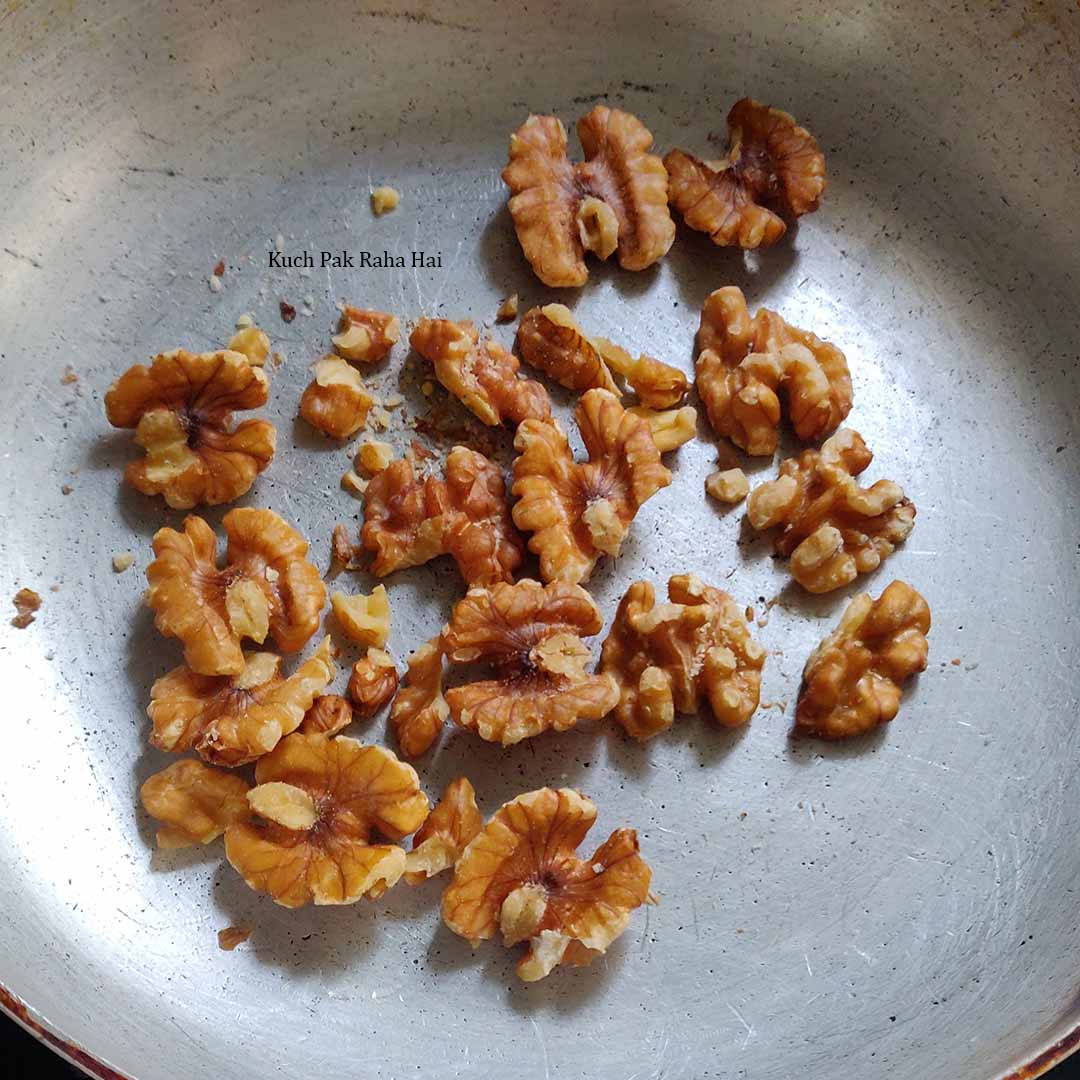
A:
[442,788,652,980]
[331,584,391,647]
[503,106,675,287]
[496,294,519,322]
[224,733,428,907]
[591,336,689,409]
[440,580,618,746]
[146,510,326,676]
[217,926,253,951]
[348,648,400,719]
[332,307,400,363]
[404,776,482,884]
[140,758,251,849]
[104,348,276,508]
[227,327,271,367]
[299,355,373,439]
[410,318,550,427]
[515,305,620,394]
[300,693,354,737]
[11,587,41,628]
[512,389,671,583]
[371,186,400,215]
[626,405,698,453]
[746,429,916,593]
[797,580,930,738]
[357,439,394,474]
[665,98,826,250]
[600,574,765,741]
[706,467,749,504]
[389,640,448,758]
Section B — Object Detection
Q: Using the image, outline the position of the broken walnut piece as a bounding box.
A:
[140,758,251,849]
[512,388,671,584]
[495,294,519,322]
[217,926,253,951]
[227,327,271,367]
[11,587,41,629]
[442,787,652,981]
[331,584,391,648]
[361,457,448,576]
[300,693,354,737]
[371,186,400,215]
[224,733,429,907]
[515,305,620,395]
[146,509,326,676]
[626,405,697,453]
[706,467,749,504]
[440,579,618,746]
[410,318,550,427]
[600,574,765,741]
[389,639,448,758]
[797,580,930,738]
[104,348,276,509]
[746,429,916,593]
[665,97,826,249]
[591,336,689,410]
[357,439,394,474]
[299,355,373,439]
[503,106,675,287]
[332,307,400,363]
[348,648,399,719]
[404,776,482,885]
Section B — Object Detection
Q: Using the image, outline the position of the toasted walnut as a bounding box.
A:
[330,523,361,572]
[300,693,353,737]
[217,926,253,951]
[341,469,369,499]
[591,337,689,409]
[600,574,765,741]
[442,788,652,980]
[227,327,270,367]
[299,355,373,439]
[146,510,326,676]
[440,580,618,746]
[503,106,675,287]
[149,639,336,765]
[332,307,400,363]
[104,349,276,508]
[746,429,916,593]
[512,389,671,583]
[389,640,448,758]
[626,405,697,453]
[404,776,482,884]
[706,467,749,504]
[495,294,519,322]
[357,439,394,474]
[348,648,400,719]
[515,305,620,394]
[11,587,41,628]
[371,186,400,215]
[665,98,826,250]
[223,733,428,907]
[331,584,390,647]
[140,759,250,849]
[797,580,930,738]
[410,318,550,427]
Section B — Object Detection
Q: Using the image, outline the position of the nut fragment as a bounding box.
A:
[112,552,135,573]
[348,648,399,719]
[440,580,618,746]
[404,776,482,884]
[104,348,276,509]
[746,429,916,592]
[357,439,394,474]
[332,307,400,363]
[371,186,401,215]
[146,509,326,675]
[591,337,689,409]
[442,788,652,981]
[300,693,354,737]
[11,587,41,628]
[227,327,270,367]
[495,294,519,322]
[341,469,369,498]
[515,305,620,394]
[389,640,448,758]
[512,389,671,583]
[665,98,826,249]
[503,107,675,287]
[626,405,697,453]
[600,575,765,740]
[224,733,429,907]
[331,584,391,647]
[797,580,931,738]
[299,355,374,439]
[140,759,251,849]
[706,468,749,504]
[217,926,253,951]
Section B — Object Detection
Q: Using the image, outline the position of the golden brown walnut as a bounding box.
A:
[332,307,400,363]
[146,509,327,676]
[502,106,675,287]
[591,337,689,410]
[348,648,399,719]
[217,926,253,951]
[331,584,391,648]
[600,574,765,741]
[626,405,698,453]
[512,389,671,584]
[330,523,362,572]
[104,348,276,509]
[140,759,251,849]
[515,305,620,394]
[300,693,354,737]
[440,579,618,746]
[442,787,652,980]
[797,580,930,738]
[706,467,749,504]
[11,587,41,629]
[227,326,270,367]
[299,355,373,439]
[747,429,915,592]
[404,776,482,884]
[389,640,448,758]
[223,733,429,907]
[665,98,826,250]
[695,286,852,455]
[149,639,336,765]
[410,318,551,427]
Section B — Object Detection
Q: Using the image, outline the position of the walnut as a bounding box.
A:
[330,523,362,572]
[300,693,353,737]
[149,638,336,765]
[357,439,395,474]
[11,587,41,628]
[502,106,675,287]
[389,640,448,758]
[495,294,519,322]
[512,389,671,583]
[404,776,482,884]
[146,509,326,676]
[140,759,251,849]
[600,574,765,741]
[440,580,618,746]
[112,552,135,573]
[410,318,550,427]
[746,429,916,593]
[695,286,852,455]
[665,98,826,250]
[217,926,253,951]
[332,307,400,363]
[223,733,428,907]
[299,355,374,439]
[705,467,749,504]
[515,305,620,394]
[797,580,931,738]
[331,584,391,647]
[227,327,270,367]
[442,788,652,980]
[626,405,697,453]
[348,648,399,719]
[591,337,689,409]
[371,186,400,215]
[104,348,276,508]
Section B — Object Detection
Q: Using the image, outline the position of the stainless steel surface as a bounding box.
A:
[1,2,1078,1078]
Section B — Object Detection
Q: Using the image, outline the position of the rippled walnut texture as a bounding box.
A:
[331,306,400,363]
[140,759,251,849]
[404,776,482,884]
[389,640,449,758]
[299,355,373,439]
[348,648,400,720]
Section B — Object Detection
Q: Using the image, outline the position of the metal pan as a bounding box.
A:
[1,1,1078,1077]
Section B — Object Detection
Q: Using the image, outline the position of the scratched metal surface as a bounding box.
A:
[1,1,1078,1078]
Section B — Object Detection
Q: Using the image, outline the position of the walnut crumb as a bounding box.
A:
[496,294,519,322]
[341,469,369,498]
[12,588,41,628]
[60,366,78,385]
[706,468,749,504]
[218,926,252,951]
[357,440,394,474]
[421,381,435,397]
[112,552,135,573]
[279,300,296,323]
[371,186,400,215]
